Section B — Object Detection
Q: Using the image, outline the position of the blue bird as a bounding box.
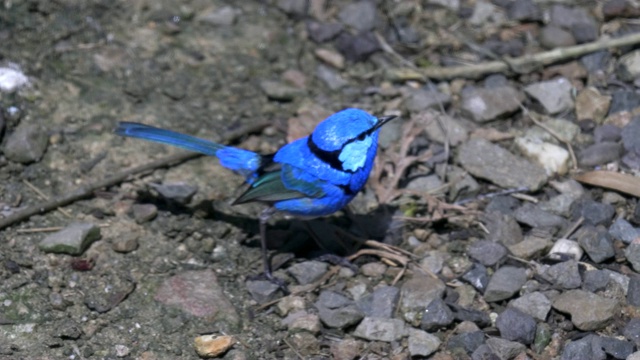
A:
[115,108,397,285]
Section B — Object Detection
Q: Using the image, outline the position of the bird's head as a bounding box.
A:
[308,108,397,172]
[310,108,397,152]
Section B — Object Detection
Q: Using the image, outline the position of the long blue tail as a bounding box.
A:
[116,122,263,183]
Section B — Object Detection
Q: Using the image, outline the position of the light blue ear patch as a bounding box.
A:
[339,137,372,171]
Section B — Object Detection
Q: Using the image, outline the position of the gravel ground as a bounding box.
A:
[2,0,640,359]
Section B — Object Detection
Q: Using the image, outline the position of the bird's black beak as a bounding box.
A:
[374,115,398,131]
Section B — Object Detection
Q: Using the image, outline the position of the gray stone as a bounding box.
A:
[578,142,622,167]
[338,1,377,32]
[624,319,640,348]
[259,80,303,101]
[601,336,634,359]
[422,112,468,146]
[541,260,582,289]
[576,225,615,263]
[508,234,552,259]
[539,194,577,217]
[571,199,615,227]
[276,0,308,17]
[3,123,48,163]
[483,212,523,246]
[471,345,499,360]
[39,223,101,255]
[507,0,541,21]
[357,286,400,318]
[132,203,157,223]
[315,291,364,328]
[155,270,240,329]
[486,337,526,359]
[549,5,598,43]
[406,174,444,193]
[287,260,328,285]
[468,240,506,266]
[462,263,489,292]
[316,64,347,90]
[335,32,380,62]
[510,292,551,321]
[553,290,619,330]
[617,50,640,82]
[197,5,239,26]
[246,280,282,304]
[594,124,621,143]
[539,26,575,49]
[306,21,343,43]
[485,196,520,215]
[447,331,486,354]
[111,234,139,253]
[400,275,446,323]
[581,51,611,72]
[561,335,606,360]
[582,270,610,292]
[405,91,451,113]
[149,182,197,204]
[449,304,491,327]
[484,266,527,302]
[420,297,454,331]
[626,241,640,273]
[628,276,640,307]
[458,138,548,191]
[446,165,481,202]
[353,317,405,342]
[608,90,640,115]
[524,78,574,115]
[461,86,524,123]
[407,328,441,357]
[514,202,566,229]
[496,307,537,345]
[610,218,640,244]
[622,118,640,155]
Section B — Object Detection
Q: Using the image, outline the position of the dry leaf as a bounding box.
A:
[574,171,640,198]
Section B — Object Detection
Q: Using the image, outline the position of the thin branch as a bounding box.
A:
[386,32,640,80]
[0,121,270,231]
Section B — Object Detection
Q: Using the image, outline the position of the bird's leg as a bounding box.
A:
[256,207,289,293]
[259,207,275,277]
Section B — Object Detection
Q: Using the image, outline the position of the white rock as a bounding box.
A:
[549,238,583,261]
[0,64,29,92]
[524,77,574,115]
[515,136,570,175]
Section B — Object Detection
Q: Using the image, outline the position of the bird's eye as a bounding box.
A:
[357,133,366,141]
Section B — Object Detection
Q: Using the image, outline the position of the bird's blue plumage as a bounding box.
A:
[115,108,397,282]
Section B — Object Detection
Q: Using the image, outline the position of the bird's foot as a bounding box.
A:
[314,253,358,273]
[247,272,290,295]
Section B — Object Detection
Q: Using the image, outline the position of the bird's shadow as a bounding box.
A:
[134,188,400,266]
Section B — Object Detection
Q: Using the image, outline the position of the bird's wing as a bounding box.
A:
[233,166,326,205]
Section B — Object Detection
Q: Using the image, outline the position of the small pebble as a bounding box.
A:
[193,335,235,358]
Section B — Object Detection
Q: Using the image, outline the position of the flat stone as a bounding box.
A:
[610,218,640,244]
[260,80,303,101]
[461,263,489,292]
[576,225,615,263]
[483,212,523,246]
[421,111,468,146]
[245,280,282,304]
[571,198,615,227]
[624,319,640,348]
[458,138,548,191]
[39,223,101,255]
[335,32,380,62]
[484,266,527,302]
[405,91,451,113]
[496,307,537,345]
[407,328,441,357]
[315,64,348,90]
[338,1,377,32]
[330,338,361,360]
[539,25,575,49]
[524,78,574,115]
[539,194,577,217]
[420,297,454,331]
[315,291,364,329]
[552,290,619,331]
[540,260,582,289]
[509,292,551,321]
[132,203,157,223]
[468,240,506,266]
[306,21,343,43]
[561,335,606,360]
[486,337,526,359]
[447,331,486,354]
[628,275,640,307]
[400,275,446,324]
[287,260,328,285]
[3,123,48,163]
[601,336,635,359]
[461,86,524,123]
[357,286,400,318]
[514,202,566,229]
[583,270,610,292]
[608,90,640,115]
[578,142,622,167]
[507,0,541,21]
[149,182,197,204]
[353,317,405,342]
[625,241,640,272]
[508,234,552,259]
[155,270,241,329]
[622,118,640,155]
